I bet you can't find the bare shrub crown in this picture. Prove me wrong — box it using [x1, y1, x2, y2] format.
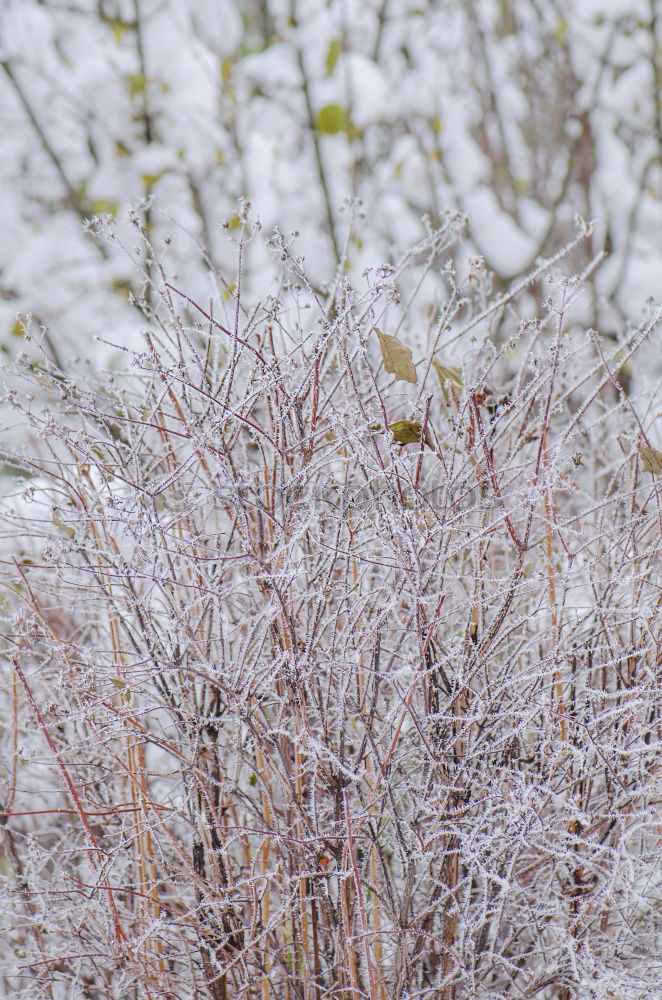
[1, 214, 660, 1000]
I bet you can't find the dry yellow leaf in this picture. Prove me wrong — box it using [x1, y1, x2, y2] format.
[432, 360, 462, 404]
[52, 509, 75, 539]
[639, 444, 662, 475]
[375, 328, 418, 384]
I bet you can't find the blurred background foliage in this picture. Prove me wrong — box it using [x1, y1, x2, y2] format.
[0, 0, 661, 360]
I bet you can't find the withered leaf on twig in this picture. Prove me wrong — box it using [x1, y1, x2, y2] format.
[639, 444, 662, 476]
[375, 327, 418, 384]
[432, 360, 462, 405]
[388, 420, 433, 447]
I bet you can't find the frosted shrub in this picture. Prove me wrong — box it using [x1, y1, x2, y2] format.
[1, 216, 660, 1000]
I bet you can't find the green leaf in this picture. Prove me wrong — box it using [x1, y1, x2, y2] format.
[110, 19, 129, 44]
[639, 444, 662, 476]
[554, 17, 568, 45]
[91, 199, 118, 217]
[141, 173, 163, 188]
[432, 360, 462, 404]
[128, 72, 148, 101]
[389, 420, 423, 446]
[375, 328, 418, 383]
[316, 104, 348, 135]
[0, 463, 36, 480]
[112, 277, 134, 301]
[325, 39, 342, 76]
